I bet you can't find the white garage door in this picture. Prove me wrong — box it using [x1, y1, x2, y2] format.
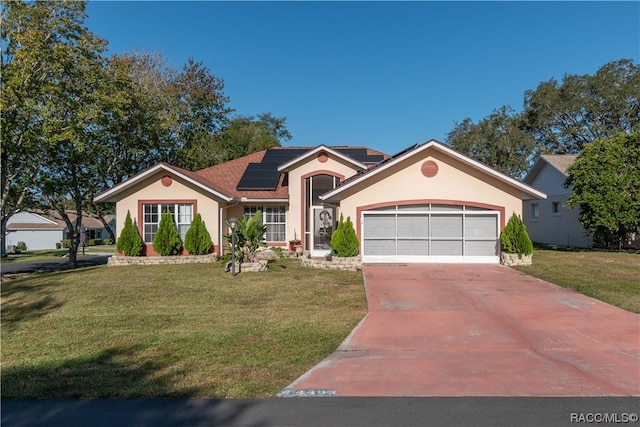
[362, 204, 500, 263]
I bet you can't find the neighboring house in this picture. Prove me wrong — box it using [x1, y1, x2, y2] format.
[94, 140, 546, 263]
[6, 210, 116, 250]
[523, 155, 593, 248]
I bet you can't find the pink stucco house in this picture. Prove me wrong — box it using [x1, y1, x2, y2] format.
[94, 140, 546, 263]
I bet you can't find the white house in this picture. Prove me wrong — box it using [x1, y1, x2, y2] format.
[523, 155, 593, 248]
[5, 210, 115, 251]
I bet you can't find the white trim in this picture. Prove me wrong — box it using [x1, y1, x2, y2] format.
[277, 145, 367, 172]
[321, 140, 546, 201]
[94, 164, 233, 203]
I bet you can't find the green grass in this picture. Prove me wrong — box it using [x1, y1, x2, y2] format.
[1, 259, 367, 398]
[2, 246, 115, 263]
[514, 248, 640, 313]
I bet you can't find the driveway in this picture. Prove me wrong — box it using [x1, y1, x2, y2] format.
[281, 264, 640, 396]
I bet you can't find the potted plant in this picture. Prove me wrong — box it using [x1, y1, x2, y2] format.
[500, 212, 533, 266]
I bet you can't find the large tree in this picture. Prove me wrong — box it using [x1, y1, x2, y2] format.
[446, 106, 538, 178]
[1, 0, 107, 265]
[566, 132, 640, 250]
[523, 59, 640, 154]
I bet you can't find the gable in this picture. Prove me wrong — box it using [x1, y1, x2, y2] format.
[528, 163, 572, 196]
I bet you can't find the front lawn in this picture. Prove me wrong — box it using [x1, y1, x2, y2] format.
[2, 245, 115, 263]
[1, 259, 367, 398]
[514, 248, 640, 313]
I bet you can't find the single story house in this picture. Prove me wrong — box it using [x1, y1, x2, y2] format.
[94, 140, 546, 263]
[522, 155, 593, 248]
[5, 210, 115, 250]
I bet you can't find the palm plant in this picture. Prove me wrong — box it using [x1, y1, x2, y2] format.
[223, 211, 267, 262]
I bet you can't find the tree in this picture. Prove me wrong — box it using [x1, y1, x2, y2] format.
[446, 106, 539, 178]
[500, 213, 533, 257]
[523, 59, 640, 154]
[169, 58, 233, 170]
[184, 213, 212, 255]
[565, 132, 640, 250]
[153, 211, 182, 256]
[331, 214, 359, 257]
[116, 210, 143, 256]
[2, 0, 109, 268]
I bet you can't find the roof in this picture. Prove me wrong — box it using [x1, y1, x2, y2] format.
[7, 210, 107, 230]
[321, 139, 547, 201]
[94, 162, 234, 203]
[95, 146, 389, 203]
[523, 154, 577, 184]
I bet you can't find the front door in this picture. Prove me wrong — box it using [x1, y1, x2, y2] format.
[311, 206, 335, 257]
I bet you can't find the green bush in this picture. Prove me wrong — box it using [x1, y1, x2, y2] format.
[102, 238, 113, 245]
[116, 210, 143, 256]
[61, 239, 71, 249]
[223, 212, 267, 262]
[152, 211, 182, 256]
[15, 241, 27, 253]
[88, 238, 103, 246]
[500, 212, 533, 257]
[184, 213, 212, 255]
[331, 214, 359, 257]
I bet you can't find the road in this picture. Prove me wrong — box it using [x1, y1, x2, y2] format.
[1, 253, 111, 275]
[2, 397, 639, 427]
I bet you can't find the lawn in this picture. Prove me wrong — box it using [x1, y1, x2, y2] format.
[2, 246, 116, 263]
[1, 259, 367, 398]
[514, 248, 640, 314]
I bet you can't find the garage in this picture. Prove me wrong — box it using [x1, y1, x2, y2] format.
[362, 204, 500, 263]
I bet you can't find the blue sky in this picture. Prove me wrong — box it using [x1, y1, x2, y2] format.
[85, 1, 639, 155]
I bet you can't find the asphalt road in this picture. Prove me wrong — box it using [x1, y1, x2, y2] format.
[2, 397, 639, 427]
[0, 253, 111, 275]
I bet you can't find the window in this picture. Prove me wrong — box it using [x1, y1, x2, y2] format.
[531, 203, 539, 220]
[244, 206, 286, 242]
[143, 203, 193, 243]
[552, 202, 561, 215]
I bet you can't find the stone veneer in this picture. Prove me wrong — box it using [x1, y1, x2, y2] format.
[108, 253, 218, 266]
[301, 255, 362, 271]
[500, 253, 533, 266]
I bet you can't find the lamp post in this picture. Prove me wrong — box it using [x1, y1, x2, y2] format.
[229, 217, 237, 276]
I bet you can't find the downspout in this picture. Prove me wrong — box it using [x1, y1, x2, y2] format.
[220, 200, 239, 256]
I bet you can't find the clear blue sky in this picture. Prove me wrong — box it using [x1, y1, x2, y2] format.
[85, 1, 639, 156]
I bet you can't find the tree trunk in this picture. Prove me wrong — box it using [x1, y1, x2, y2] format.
[1, 216, 8, 257]
[99, 214, 116, 242]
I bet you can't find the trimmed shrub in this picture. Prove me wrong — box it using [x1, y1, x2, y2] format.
[152, 211, 182, 256]
[331, 214, 359, 257]
[88, 238, 103, 246]
[15, 241, 27, 253]
[103, 238, 113, 245]
[184, 213, 212, 255]
[500, 212, 533, 257]
[116, 210, 143, 256]
[61, 239, 71, 249]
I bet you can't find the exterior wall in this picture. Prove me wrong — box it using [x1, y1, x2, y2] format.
[286, 154, 361, 249]
[115, 170, 221, 255]
[5, 229, 63, 250]
[523, 193, 593, 248]
[335, 149, 526, 244]
[523, 164, 593, 248]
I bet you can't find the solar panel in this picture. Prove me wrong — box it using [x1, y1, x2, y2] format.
[236, 163, 282, 190]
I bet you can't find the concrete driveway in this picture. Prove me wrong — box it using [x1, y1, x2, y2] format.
[281, 264, 640, 396]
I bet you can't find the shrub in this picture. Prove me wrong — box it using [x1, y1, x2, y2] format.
[500, 212, 533, 257]
[15, 241, 27, 253]
[152, 211, 182, 256]
[222, 212, 267, 262]
[184, 213, 212, 255]
[331, 214, 359, 257]
[88, 238, 103, 246]
[116, 210, 143, 256]
[61, 239, 71, 249]
[103, 238, 113, 245]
